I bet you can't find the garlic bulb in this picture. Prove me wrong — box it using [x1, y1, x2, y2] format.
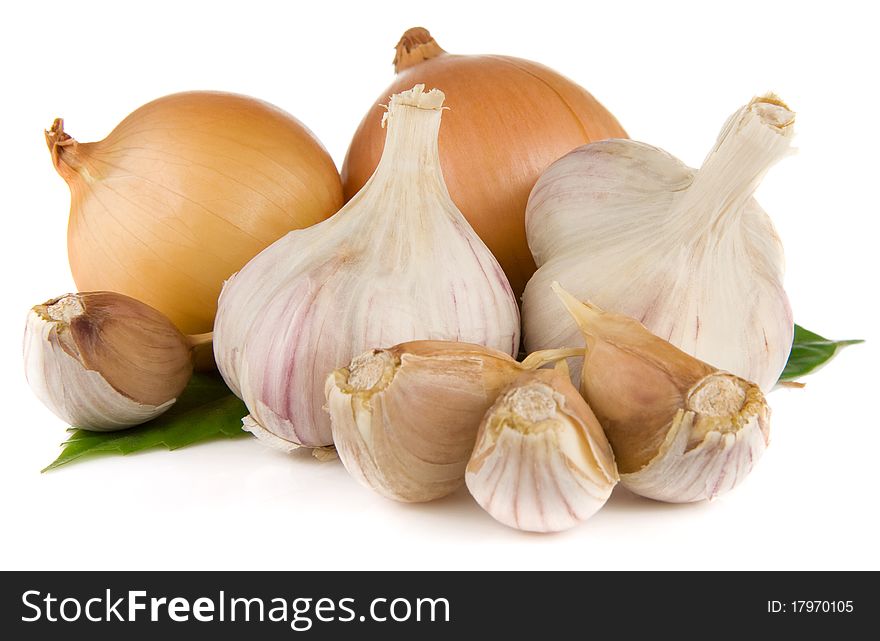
[325, 342, 532, 502]
[214, 85, 520, 449]
[553, 283, 770, 503]
[466, 364, 618, 532]
[24, 292, 193, 430]
[524, 95, 795, 392]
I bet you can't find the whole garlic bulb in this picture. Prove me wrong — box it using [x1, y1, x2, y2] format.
[466, 364, 618, 532]
[553, 283, 770, 503]
[24, 292, 193, 430]
[214, 85, 520, 449]
[524, 95, 795, 392]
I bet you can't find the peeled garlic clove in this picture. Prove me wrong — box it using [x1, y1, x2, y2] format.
[524, 95, 795, 392]
[552, 283, 770, 503]
[466, 366, 618, 532]
[325, 341, 523, 502]
[215, 85, 520, 448]
[23, 292, 193, 430]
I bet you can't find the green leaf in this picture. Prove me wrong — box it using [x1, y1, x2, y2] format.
[780, 324, 863, 382]
[43, 373, 250, 472]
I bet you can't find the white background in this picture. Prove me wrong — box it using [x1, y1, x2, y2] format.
[1, 0, 877, 571]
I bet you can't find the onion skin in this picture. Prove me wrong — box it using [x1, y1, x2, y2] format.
[24, 291, 193, 430]
[47, 92, 343, 335]
[342, 27, 626, 299]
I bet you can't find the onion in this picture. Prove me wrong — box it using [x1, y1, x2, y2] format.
[47, 92, 343, 335]
[342, 27, 626, 299]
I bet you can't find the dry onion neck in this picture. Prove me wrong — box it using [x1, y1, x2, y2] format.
[393, 27, 447, 72]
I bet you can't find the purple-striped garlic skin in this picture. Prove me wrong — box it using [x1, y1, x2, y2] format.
[466, 367, 618, 533]
[213, 86, 520, 448]
[552, 283, 770, 503]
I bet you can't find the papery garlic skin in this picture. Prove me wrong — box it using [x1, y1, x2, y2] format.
[23, 293, 192, 430]
[466, 368, 618, 532]
[553, 283, 770, 503]
[214, 86, 520, 448]
[623, 377, 769, 502]
[524, 96, 795, 392]
[24, 312, 172, 429]
[326, 342, 524, 502]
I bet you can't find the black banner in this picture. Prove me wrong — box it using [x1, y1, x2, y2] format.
[0, 571, 870, 638]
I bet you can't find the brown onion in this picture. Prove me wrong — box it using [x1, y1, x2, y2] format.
[47, 91, 343, 335]
[342, 27, 626, 299]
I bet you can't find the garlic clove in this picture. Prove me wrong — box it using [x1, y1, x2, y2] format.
[23, 292, 193, 430]
[552, 282, 770, 503]
[524, 95, 795, 392]
[628, 378, 769, 503]
[466, 367, 618, 532]
[325, 341, 523, 502]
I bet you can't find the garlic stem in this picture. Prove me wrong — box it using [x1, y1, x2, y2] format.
[672, 95, 794, 234]
[368, 87, 447, 198]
